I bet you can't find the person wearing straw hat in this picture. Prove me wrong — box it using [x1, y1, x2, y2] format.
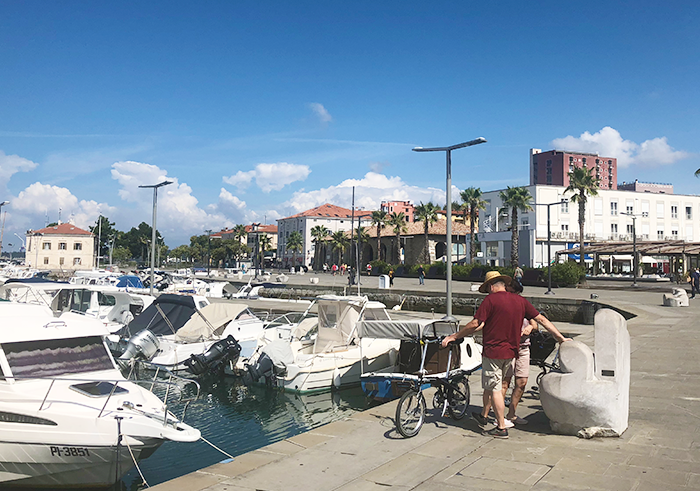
[442, 270, 570, 439]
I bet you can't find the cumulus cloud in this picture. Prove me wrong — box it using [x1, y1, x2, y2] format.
[223, 162, 310, 193]
[551, 126, 690, 168]
[11, 182, 115, 231]
[278, 172, 446, 217]
[0, 151, 38, 189]
[309, 103, 332, 124]
[215, 188, 248, 223]
[369, 161, 390, 173]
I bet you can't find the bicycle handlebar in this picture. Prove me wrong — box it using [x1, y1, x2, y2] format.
[403, 335, 463, 346]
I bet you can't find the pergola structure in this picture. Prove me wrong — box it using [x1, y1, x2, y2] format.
[559, 240, 700, 276]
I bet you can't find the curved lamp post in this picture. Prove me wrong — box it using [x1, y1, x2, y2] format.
[621, 211, 648, 287]
[534, 199, 569, 295]
[139, 180, 172, 295]
[413, 137, 487, 317]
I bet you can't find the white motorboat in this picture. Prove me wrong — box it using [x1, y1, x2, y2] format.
[244, 295, 400, 393]
[118, 295, 264, 376]
[0, 303, 200, 488]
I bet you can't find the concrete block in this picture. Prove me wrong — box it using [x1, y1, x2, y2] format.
[540, 308, 630, 436]
[663, 288, 689, 307]
[309, 277, 319, 284]
[276, 274, 289, 283]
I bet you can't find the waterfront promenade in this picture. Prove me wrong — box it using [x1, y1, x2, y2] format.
[152, 278, 700, 491]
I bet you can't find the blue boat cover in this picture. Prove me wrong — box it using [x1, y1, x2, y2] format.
[116, 275, 144, 288]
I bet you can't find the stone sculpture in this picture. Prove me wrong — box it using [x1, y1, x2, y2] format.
[540, 308, 630, 437]
[663, 287, 689, 307]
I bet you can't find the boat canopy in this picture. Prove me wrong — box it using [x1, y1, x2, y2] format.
[357, 318, 459, 341]
[116, 275, 144, 288]
[0, 303, 110, 343]
[123, 294, 198, 337]
[175, 302, 249, 342]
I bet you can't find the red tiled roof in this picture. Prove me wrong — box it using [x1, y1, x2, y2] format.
[31, 223, 93, 236]
[245, 224, 278, 234]
[282, 203, 373, 220]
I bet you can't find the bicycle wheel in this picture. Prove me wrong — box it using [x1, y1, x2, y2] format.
[395, 389, 426, 438]
[447, 376, 470, 420]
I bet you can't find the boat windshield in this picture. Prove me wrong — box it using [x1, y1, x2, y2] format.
[3, 336, 114, 378]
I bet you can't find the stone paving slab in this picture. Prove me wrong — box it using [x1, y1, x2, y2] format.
[150, 287, 700, 491]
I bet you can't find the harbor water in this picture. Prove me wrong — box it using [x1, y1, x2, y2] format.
[120, 379, 368, 490]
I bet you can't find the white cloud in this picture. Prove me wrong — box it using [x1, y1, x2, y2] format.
[0, 151, 38, 189]
[10, 182, 115, 231]
[223, 162, 310, 193]
[309, 103, 332, 124]
[279, 172, 446, 217]
[215, 188, 248, 223]
[551, 126, 690, 168]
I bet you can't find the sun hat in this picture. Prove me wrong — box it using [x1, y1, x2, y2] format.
[479, 270, 513, 293]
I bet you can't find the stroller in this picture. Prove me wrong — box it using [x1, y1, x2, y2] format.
[529, 329, 560, 387]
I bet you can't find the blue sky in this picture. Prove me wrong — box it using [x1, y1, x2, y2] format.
[1, 1, 698, 247]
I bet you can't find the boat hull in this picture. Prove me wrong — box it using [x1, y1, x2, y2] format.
[0, 439, 162, 488]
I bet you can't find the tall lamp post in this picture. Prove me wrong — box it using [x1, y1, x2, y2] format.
[205, 229, 212, 277]
[413, 137, 487, 317]
[0, 200, 9, 257]
[621, 211, 648, 287]
[534, 199, 569, 295]
[139, 180, 172, 295]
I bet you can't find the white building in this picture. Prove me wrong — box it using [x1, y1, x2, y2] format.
[277, 203, 372, 268]
[472, 184, 700, 269]
[26, 223, 96, 270]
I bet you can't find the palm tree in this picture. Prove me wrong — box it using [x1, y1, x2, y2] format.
[565, 167, 600, 268]
[460, 187, 487, 264]
[414, 202, 439, 264]
[330, 230, 348, 265]
[499, 186, 533, 267]
[387, 212, 408, 264]
[232, 224, 247, 267]
[355, 225, 370, 269]
[310, 225, 330, 270]
[370, 210, 387, 262]
[259, 233, 271, 268]
[286, 231, 304, 268]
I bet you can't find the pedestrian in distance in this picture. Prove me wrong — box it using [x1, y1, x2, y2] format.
[418, 265, 425, 285]
[388, 269, 394, 287]
[366, 263, 372, 276]
[442, 271, 571, 439]
[514, 264, 524, 288]
[691, 268, 700, 298]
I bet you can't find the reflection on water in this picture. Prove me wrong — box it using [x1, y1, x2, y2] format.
[121, 380, 369, 489]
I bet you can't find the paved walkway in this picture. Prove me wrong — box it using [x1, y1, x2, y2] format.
[152, 286, 700, 491]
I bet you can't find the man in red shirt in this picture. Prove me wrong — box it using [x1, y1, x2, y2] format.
[442, 271, 570, 438]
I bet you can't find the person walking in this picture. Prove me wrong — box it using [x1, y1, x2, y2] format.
[366, 263, 372, 276]
[388, 269, 394, 287]
[514, 265, 524, 288]
[691, 268, 700, 298]
[442, 271, 570, 438]
[418, 265, 425, 285]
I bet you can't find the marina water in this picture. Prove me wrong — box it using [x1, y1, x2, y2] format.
[120, 379, 367, 489]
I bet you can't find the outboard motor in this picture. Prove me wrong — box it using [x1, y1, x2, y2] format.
[184, 335, 241, 376]
[119, 329, 160, 361]
[244, 352, 276, 386]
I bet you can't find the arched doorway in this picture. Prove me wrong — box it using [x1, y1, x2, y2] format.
[435, 242, 446, 261]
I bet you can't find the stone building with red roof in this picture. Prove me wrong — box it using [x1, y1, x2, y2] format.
[26, 223, 95, 270]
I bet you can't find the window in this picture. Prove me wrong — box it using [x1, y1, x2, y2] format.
[657, 229, 664, 239]
[561, 224, 569, 232]
[59, 257, 64, 266]
[656, 203, 664, 218]
[671, 206, 678, 219]
[672, 229, 679, 237]
[687, 206, 692, 220]
[626, 205, 634, 215]
[627, 224, 634, 234]
[73, 258, 81, 265]
[42, 242, 51, 250]
[43, 257, 49, 265]
[58, 242, 67, 250]
[610, 202, 618, 216]
[73, 243, 82, 251]
[561, 201, 568, 213]
[611, 224, 618, 234]
[533, 162, 538, 181]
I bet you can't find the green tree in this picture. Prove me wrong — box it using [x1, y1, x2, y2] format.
[330, 230, 348, 265]
[371, 210, 387, 262]
[111, 246, 131, 264]
[355, 225, 370, 269]
[414, 202, 439, 264]
[286, 231, 304, 267]
[310, 225, 330, 270]
[565, 167, 600, 268]
[460, 187, 487, 264]
[499, 186, 533, 267]
[387, 212, 408, 264]
[89, 215, 119, 264]
[171, 245, 191, 265]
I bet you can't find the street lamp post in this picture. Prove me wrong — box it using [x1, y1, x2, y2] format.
[413, 137, 487, 317]
[621, 211, 648, 287]
[0, 201, 9, 257]
[534, 199, 569, 295]
[139, 180, 172, 295]
[205, 229, 212, 277]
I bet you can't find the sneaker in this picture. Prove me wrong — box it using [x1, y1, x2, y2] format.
[483, 426, 509, 439]
[510, 416, 529, 425]
[501, 418, 515, 429]
[472, 412, 488, 426]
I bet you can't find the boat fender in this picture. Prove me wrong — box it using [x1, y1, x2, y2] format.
[333, 367, 341, 388]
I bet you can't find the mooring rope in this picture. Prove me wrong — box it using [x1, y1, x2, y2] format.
[200, 435, 235, 460]
[121, 432, 150, 488]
